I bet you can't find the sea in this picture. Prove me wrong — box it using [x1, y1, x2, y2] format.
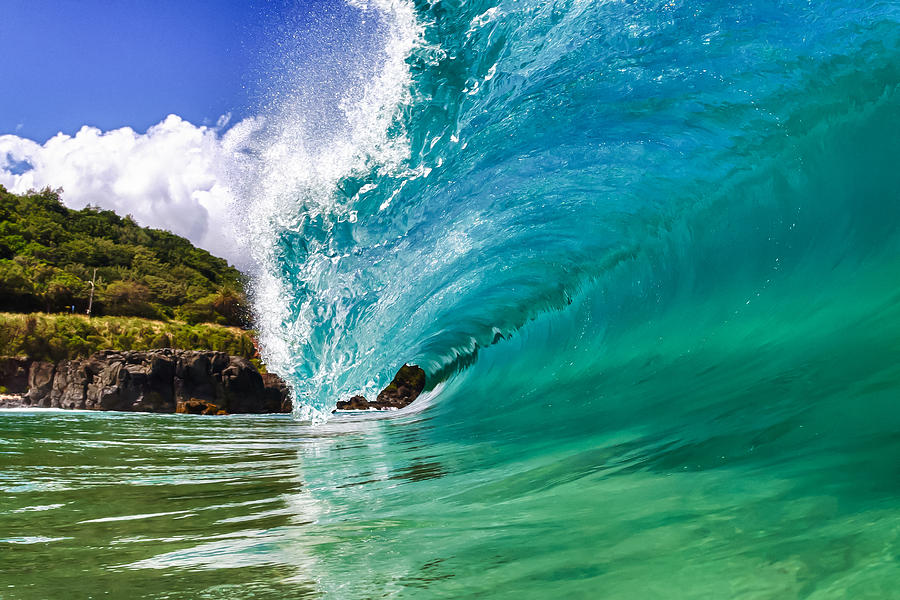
[3, 0, 900, 597]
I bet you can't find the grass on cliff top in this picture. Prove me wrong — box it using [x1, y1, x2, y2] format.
[0, 312, 259, 363]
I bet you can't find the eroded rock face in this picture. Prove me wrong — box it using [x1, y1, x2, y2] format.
[375, 364, 427, 408]
[0, 350, 291, 414]
[27, 362, 56, 407]
[0, 357, 30, 394]
[262, 372, 293, 414]
[335, 364, 427, 411]
[51, 360, 91, 410]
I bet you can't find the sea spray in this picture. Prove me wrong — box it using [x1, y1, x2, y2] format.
[230, 0, 421, 420]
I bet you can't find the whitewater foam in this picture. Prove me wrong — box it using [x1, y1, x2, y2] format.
[227, 0, 421, 421]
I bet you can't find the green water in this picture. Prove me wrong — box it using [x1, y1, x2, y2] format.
[1, 413, 316, 598]
[3, 372, 900, 600]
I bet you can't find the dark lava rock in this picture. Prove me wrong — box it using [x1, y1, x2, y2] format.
[0, 357, 31, 394]
[335, 364, 427, 411]
[26, 362, 56, 407]
[50, 360, 91, 410]
[0, 350, 292, 415]
[375, 364, 427, 408]
[262, 372, 293, 413]
[335, 395, 371, 411]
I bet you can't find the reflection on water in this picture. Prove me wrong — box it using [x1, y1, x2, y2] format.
[1, 411, 318, 599]
[0, 406, 450, 599]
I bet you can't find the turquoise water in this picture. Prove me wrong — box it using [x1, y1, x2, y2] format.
[5, 0, 900, 596]
[240, 0, 900, 593]
[246, 0, 900, 418]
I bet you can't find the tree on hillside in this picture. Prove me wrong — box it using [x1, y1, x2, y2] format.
[101, 280, 160, 319]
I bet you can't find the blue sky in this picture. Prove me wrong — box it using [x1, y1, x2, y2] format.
[0, 1, 262, 140]
[0, 0, 376, 142]
[0, 0, 389, 263]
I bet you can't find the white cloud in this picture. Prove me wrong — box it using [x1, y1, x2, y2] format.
[0, 115, 251, 266]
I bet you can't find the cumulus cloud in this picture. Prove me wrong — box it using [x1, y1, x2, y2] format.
[0, 115, 254, 266]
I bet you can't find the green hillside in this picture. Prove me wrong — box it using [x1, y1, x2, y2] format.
[0, 186, 248, 326]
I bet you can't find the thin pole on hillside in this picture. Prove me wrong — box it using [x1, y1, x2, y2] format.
[87, 268, 97, 317]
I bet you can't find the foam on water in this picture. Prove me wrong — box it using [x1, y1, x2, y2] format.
[228, 0, 421, 421]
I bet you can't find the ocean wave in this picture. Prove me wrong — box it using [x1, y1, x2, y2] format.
[241, 0, 900, 421]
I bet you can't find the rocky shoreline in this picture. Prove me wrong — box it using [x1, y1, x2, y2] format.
[1, 352, 429, 415]
[0, 350, 290, 415]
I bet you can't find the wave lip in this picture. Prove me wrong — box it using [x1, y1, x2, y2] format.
[232, 0, 421, 420]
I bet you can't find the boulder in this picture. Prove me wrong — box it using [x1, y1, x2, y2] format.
[0, 357, 31, 394]
[335, 395, 371, 410]
[334, 364, 427, 411]
[176, 398, 225, 416]
[26, 362, 56, 407]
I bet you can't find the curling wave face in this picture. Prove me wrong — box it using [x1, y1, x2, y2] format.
[242, 0, 900, 425]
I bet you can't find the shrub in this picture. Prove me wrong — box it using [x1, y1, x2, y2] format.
[0, 312, 259, 362]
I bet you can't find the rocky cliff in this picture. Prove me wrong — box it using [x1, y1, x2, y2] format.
[0, 350, 291, 415]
